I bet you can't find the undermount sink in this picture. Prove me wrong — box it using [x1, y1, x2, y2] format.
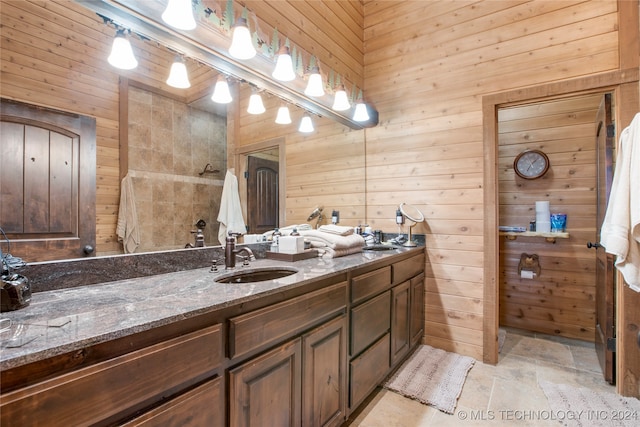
[215, 267, 298, 284]
[362, 244, 402, 251]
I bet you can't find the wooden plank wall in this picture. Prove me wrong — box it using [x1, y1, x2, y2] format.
[363, 0, 620, 360]
[498, 94, 603, 341]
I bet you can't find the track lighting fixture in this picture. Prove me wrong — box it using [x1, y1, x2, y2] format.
[299, 113, 314, 133]
[161, 0, 196, 30]
[272, 46, 296, 82]
[211, 74, 232, 103]
[332, 85, 351, 111]
[166, 56, 191, 88]
[304, 66, 325, 97]
[229, 17, 256, 60]
[108, 29, 138, 70]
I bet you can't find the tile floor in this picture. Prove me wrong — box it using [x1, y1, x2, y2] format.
[346, 327, 616, 426]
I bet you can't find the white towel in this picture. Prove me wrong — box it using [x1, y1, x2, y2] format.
[116, 174, 140, 254]
[318, 224, 354, 236]
[601, 113, 640, 291]
[301, 229, 365, 250]
[217, 170, 246, 245]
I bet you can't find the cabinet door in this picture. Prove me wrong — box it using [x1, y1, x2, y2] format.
[391, 280, 411, 366]
[302, 315, 347, 427]
[229, 339, 302, 427]
[410, 273, 425, 347]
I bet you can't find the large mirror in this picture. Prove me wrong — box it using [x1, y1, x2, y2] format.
[0, 1, 366, 262]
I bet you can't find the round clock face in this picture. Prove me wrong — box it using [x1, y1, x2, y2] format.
[514, 149, 549, 179]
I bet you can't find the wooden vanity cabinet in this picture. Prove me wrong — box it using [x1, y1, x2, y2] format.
[348, 251, 426, 412]
[0, 324, 224, 427]
[228, 281, 348, 427]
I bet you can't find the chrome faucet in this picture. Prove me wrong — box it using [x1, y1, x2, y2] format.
[225, 232, 256, 269]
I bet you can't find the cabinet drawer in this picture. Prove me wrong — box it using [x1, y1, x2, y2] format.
[349, 333, 390, 410]
[351, 266, 391, 305]
[122, 376, 224, 427]
[350, 291, 390, 357]
[0, 324, 223, 427]
[393, 253, 425, 284]
[229, 281, 347, 359]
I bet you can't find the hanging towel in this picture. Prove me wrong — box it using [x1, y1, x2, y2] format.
[217, 169, 246, 245]
[601, 113, 640, 291]
[116, 174, 140, 254]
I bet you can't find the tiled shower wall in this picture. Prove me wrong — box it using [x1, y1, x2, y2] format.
[127, 87, 226, 252]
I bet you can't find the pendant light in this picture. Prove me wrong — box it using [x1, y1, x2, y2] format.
[272, 46, 296, 82]
[166, 56, 191, 88]
[332, 85, 350, 111]
[275, 104, 292, 124]
[353, 98, 370, 122]
[247, 89, 265, 114]
[229, 17, 256, 60]
[299, 113, 314, 133]
[211, 75, 232, 103]
[304, 66, 325, 97]
[108, 29, 138, 70]
[161, 0, 196, 30]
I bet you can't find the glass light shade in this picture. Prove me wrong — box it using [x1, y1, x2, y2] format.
[275, 105, 292, 124]
[162, 0, 196, 30]
[229, 18, 256, 60]
[166, 58, 191, 88]
[108, 32, 138, 70]
[304, 67, 325, 97]
[299, 114, 314, 133]
[211, 75, 232, 103]
[353, 100, 370, 122]
[272, 46, 296, 81]
[332, 86, 351, 111]
[247, 92, 265, 114]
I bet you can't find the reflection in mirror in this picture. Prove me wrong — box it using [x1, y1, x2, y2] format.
[125, 82, 227, 252]
[245, 148, 280, 236]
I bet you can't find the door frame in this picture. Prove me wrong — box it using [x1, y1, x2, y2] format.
[482, 69, 639, 365]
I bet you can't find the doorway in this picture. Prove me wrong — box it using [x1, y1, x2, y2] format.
[482, 69, 639, 367]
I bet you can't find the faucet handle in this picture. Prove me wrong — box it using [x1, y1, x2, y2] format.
[210, 259, 219, 272]
[240, 256, 250, 267]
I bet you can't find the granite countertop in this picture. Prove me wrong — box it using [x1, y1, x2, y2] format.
[0, 247, 422, 370]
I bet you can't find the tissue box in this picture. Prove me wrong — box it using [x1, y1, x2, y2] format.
[279, 236, 305, 254]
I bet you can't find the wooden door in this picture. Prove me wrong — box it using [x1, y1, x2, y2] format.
[229, 338, 302, 426]
[302, 315, 347, 427]
[246, 155, 279, 234]
[593, 93, 616, 384]
[0, 100, 96, 262]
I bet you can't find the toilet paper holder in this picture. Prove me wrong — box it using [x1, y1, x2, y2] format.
[518, 253, 541, 278]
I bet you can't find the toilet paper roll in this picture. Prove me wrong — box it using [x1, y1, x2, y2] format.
[536, 221, 551, 233]
[535, 201, 550, 212]
[520, 270, 535, 279]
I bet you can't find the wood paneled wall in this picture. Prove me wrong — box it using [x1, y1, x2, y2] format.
[498, 94, 603, 341]
[1, 0, 634, 362]
[363, 0, 621, 360]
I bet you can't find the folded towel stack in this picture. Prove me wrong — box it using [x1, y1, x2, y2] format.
[300, 229, 365, 258]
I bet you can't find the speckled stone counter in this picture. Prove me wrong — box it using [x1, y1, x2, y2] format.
[0, 246, 423, 371]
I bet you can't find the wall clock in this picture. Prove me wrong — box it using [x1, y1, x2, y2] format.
[513, 149, 550, 179]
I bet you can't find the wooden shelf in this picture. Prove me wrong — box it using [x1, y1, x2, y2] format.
[499, 231, 569, 243]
